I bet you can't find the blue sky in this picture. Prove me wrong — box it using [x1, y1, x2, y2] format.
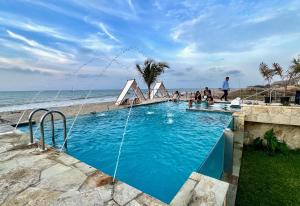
[0, 0, 299, 90]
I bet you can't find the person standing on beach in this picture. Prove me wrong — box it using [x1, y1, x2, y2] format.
[221, 77, 230, 101]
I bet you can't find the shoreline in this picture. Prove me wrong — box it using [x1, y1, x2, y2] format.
[0, 98, 169, 126]
[0, 101, 120, 126]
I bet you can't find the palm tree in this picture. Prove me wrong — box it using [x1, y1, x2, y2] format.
[259, 62, 275, 86]
[273, 63, 295, 96]
[136, 59, 169, 99]
[259, 62, 276, 101]
[290, 57, 300, 75]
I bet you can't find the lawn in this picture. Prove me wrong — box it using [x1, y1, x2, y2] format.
[236, 146, 300, 206]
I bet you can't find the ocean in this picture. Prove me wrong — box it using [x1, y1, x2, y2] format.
[0, 90, 121, 112]
[0, 89, 200, 112]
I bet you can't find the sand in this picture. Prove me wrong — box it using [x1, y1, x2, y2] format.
[0, 98, 171, 126]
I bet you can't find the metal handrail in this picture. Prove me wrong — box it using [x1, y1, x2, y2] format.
[241, 87, 273, 102]
[39, 110, 67, 151]
[28, 108, 54, 144]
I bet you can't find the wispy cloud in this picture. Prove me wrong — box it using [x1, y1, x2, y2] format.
[81, 33, 116, 52]
[6, 30, 74, 63]
[127, 0, 136, 14]
[70, 0, 139, 21]
[86, 19, 121, 43]
[0, 12, 69, 41]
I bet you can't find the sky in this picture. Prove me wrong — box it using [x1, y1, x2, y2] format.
[0, 0, 300, 91]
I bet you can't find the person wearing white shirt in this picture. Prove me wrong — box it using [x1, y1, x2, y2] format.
[221, 77, 230, 101]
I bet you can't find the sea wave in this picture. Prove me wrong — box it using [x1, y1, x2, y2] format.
[0, 96, 117, 112]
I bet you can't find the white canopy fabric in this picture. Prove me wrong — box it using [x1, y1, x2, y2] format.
[115, 79, 146, 105]
[150, 82, 169, 99]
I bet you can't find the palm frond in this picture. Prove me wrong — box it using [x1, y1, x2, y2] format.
[272, 63, 283, 77]
[136, 64, 144, 75]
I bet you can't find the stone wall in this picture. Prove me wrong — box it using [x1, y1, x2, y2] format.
[241, 105, 300, 126]
[236, 105, 300, 149]
[244, 122, 300, 149]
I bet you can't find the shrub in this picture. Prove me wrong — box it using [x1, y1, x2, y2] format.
[264, 129, 278, 154]
[253, 137, 263, 150]
[252, 128, 289, 155]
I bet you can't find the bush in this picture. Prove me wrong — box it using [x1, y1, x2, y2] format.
[253, 137, 263, 150]
[252, 128, 289, 155]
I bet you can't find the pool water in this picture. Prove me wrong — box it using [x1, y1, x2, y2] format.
[20, 101, 232, 203]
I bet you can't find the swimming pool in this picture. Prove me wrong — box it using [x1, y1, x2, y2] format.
[20, 101, 232, 203]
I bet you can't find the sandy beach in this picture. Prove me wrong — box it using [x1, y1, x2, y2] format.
[0, 101, 120, 126]
[0, 98, 171, 126]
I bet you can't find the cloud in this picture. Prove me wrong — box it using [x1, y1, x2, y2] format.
[69, 0, 139, 21]
[127, 0, 136, 14]
[0, 57, 64, 75]
[170, 14, 208, 41]
[6, 30, 74, 63]
[225, 70, 243, 76]
[0, 66, 54, 76]
[7, 30, 39, 47]
[0, 12, 68, 41]
[81, 34, 116, 52]
[86, 19, 120, 43]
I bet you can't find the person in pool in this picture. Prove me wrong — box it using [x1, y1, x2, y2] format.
[203, 87, 211, 96]
[207, 95, 214, 105]
[194, 91, 202, 103]
[188, 99, 193, 108]
[203, 87, 212, 100]
[172, 91, 180, 102]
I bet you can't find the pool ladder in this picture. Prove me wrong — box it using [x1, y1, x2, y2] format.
[28, 108, 67, 151]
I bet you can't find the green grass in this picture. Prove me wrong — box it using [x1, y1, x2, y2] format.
[236, 146, 300, 206]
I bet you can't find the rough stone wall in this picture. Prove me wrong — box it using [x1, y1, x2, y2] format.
[244, 122, 300, 149]
[241, 105, 300, 126]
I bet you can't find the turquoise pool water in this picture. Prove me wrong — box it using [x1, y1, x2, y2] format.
[20, 101, 232, 203]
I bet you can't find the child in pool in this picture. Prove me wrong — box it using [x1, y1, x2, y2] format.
[207, 95, 214, 105]
[188, 99, 193, 108]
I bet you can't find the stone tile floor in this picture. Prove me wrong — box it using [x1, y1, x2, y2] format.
[0, 132, 167, 206]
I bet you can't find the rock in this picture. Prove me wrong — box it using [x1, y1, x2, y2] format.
[0, 168, 40, 204]
[113, 182, 142, 206]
